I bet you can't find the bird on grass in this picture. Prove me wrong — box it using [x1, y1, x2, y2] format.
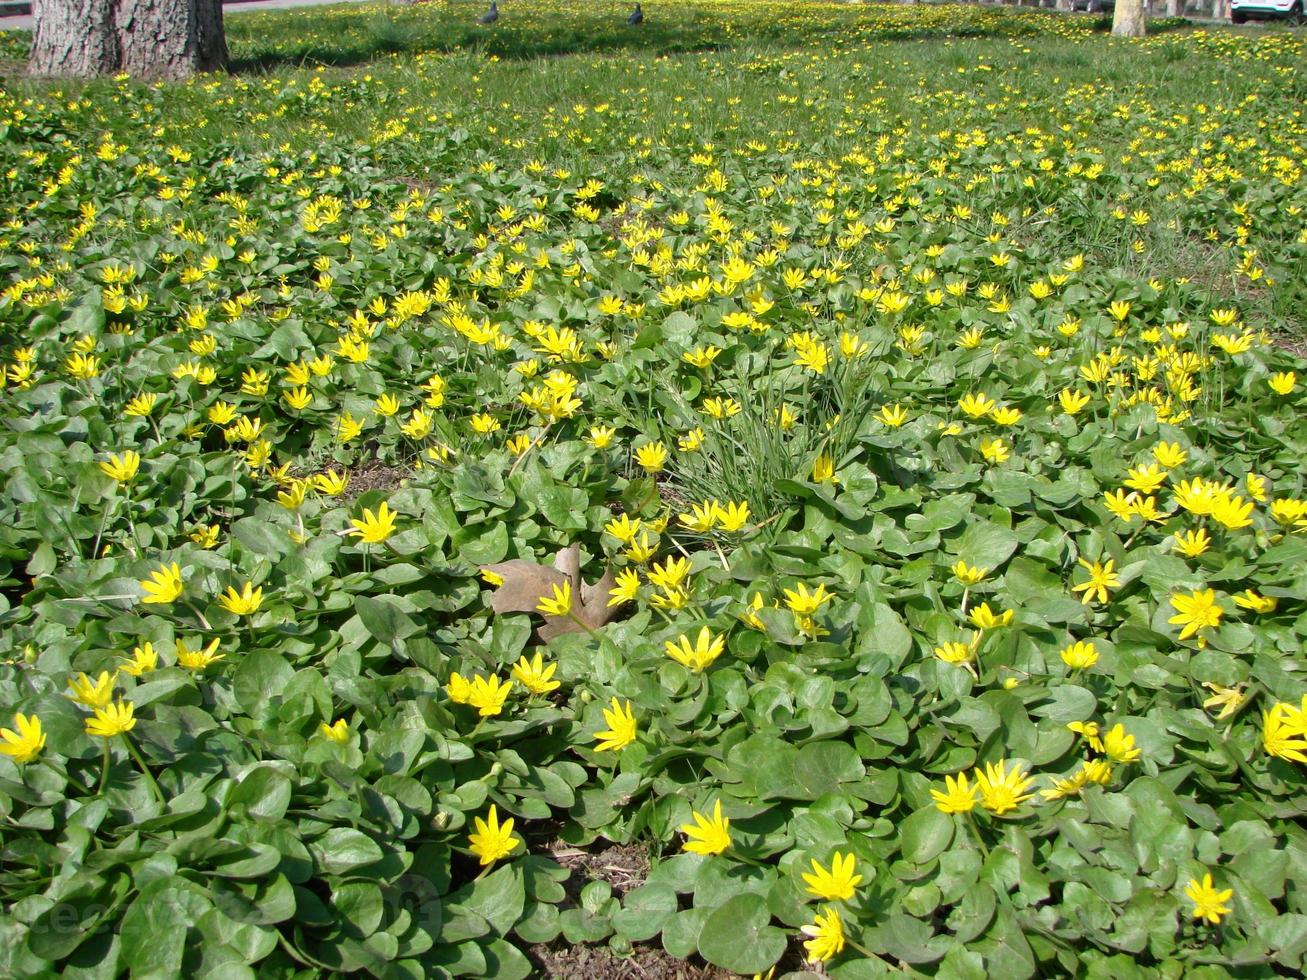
[477, 2, 498, 24]
[627, 3, 643, 25]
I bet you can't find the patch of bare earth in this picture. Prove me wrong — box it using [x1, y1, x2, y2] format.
[343, 457, 407, 499]
[531, 943, 736, 980]
[528, 842, 735, 980]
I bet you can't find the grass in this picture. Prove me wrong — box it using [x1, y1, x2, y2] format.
[0, 5, 1305, 978]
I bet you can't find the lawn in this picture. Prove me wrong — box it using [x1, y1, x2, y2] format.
[0, 2, 1305, 977]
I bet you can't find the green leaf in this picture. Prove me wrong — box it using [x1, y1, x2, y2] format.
[697, 892, 786, 974]
[229, 765, 292, 822]
[899, 806, 954, 864]
[119, 879, 211, 979]
[612, 882, 677, 941]
[355, 594, 421, 645]
[310, 828, 384, 875]
[448, 862, 525, 936]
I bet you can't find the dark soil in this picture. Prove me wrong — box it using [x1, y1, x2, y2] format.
[343, 456, 406, 499]
[526, 841, 736, 979]
[529, 942, 737, 980]
[549, 841, 650, 899]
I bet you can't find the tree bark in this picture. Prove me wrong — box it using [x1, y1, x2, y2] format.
[1165, 0, 1182, 15]
[29, 0, 119, 77]
[1056, 0, 1072, 10]
[1112, 0, 1147, 34]
[29, 0, 227, 79]
[1210, 0, 1229, 17]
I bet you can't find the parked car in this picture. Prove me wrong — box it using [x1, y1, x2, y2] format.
[1230, 0, 1305, 21]
[1071, 0, 1115, 10]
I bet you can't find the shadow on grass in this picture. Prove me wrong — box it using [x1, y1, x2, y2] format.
[222, 5, 1045, 75]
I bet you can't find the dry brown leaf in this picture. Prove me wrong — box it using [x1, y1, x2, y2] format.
[482, 543, 618, 639]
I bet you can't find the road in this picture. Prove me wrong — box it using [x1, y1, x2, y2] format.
[0, 0, 372, 32]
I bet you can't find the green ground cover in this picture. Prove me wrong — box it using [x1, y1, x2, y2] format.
[0, 3, 1305, 977]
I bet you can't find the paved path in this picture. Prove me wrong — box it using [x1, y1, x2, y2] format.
[0, 0, 371, 32]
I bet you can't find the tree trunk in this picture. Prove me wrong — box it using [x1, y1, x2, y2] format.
[29, 0, 227, 79]
[1112, 0, 1147, 34]
[1056, 0, 1072, 10]
[1210, 0, 1229, 17]
[1166, 0, 1181, 15]
[29, 0, 118, 76]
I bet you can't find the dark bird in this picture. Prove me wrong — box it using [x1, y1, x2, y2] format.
[477, 1, 498, 24]
[627, 3, 643, 25]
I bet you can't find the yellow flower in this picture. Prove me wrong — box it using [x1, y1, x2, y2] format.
[1246, 473, 1268, 502]
[1168, 589, 1223, 643]
[1173, 527, 1211, 558]
[1070, 558, 1120, 605]
[469, 804, 520, 866]
[1269, 372, 1296, 395]
[811, 453, 838, 484]
[959, 392, 996, 419]
[934, 641, 974, 665]
[604, 514, 642, 544]
[876, 403, 909, 427]
[319, 719, 350, 743]
[1068, 721, 1104, 752]
[802, 851, 863, 901]
[85, 700, 136, 738]
[349, 501, 398, 544]
[0, 713, 46, 763]
[968, 602, 1013, 630]
[635, 441, 668, 473]
[124, 393, 158, 417]
[951, 561, 988, 585]
[512, 653, 561, 695]
[713, 500, 751, 533]
[467, 675, 513, 717]
[974, 760, 1035, 815]
[588, 425, 616, 449]
[535, 580, 573, 618]
[1184, 874, 1234, 926]
[1102, 723, 1141, 763]
[664, 627, 725, 673]
[1233, 589, 1277, 614]
[1124, 463, 1168, 494]
[282, 386, 313, 411]
[139, 562, 184, 604]
[1210, 493, 1254, 531]
[1041, 759, 1114, 800]
[1060, 640, 1098, 670]
[782, 583, 834, 617]
[217, 581, 263, 617]
[991, 406, 1021, 426]
[683, 345, 721, 369]
[66, 670, 118, 708]
[680, 800, 731, 856]
[314, 469, 349, 496]
[801, 906, 845, 963]
[626, 532, 658, 564]
[1202, 683, 1245, 721]
[1058, 388, 1090, 416]
[608, 568, 641, 607]
[678, 501, 718, 533]
[176, 637, 224, 671]
[593, 697, 638, 752]
[647, 556, 690, 593]
[1153, 441, 1188, 468]
[979, 437, 1010, 463]
[98, 450, 140, 484]
[446, 671, 471, 705]
[121, 642, 158, 677]
[930, 771, 977, 814]
[1263, 703, 1307, 764]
